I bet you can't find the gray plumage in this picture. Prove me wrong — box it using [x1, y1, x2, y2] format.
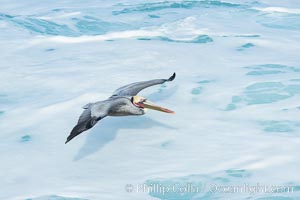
[65, 73, 176, 144]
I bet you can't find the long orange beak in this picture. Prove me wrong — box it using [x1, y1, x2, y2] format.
[142, 100, 175, 114]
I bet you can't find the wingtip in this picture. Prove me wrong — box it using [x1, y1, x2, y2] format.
[168, 72, 176, 81]
[65, 135, 73, 144]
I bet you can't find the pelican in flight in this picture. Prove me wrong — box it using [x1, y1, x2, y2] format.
[65, 73, 176, 144]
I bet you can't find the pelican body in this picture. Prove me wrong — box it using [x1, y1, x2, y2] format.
[65, 73, 176, 143]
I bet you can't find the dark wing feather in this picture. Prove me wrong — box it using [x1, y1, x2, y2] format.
[65, 117, 98, 144]
[65, 103, 107, 144]
[78, 106, 91, 124]
[111, 73, 176, 97]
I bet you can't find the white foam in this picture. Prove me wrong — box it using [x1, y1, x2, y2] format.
[30, 16, 209, 44]
[254, 6, 300, 14]
[31, 30, 162, 44]
[37, 12, 82, 20]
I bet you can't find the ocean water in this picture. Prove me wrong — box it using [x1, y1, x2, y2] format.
[1, 0, 300, 199]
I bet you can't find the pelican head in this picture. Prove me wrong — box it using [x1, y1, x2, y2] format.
[131, 96, 175, 114]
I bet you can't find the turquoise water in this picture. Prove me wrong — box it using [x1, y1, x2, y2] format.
[0, 0, 300, 199]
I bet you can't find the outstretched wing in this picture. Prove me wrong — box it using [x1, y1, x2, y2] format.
[111, 73, 176, 97]
[65, 103, 108, 144]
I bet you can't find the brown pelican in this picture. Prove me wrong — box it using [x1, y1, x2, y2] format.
[65, 73, 176, 144]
